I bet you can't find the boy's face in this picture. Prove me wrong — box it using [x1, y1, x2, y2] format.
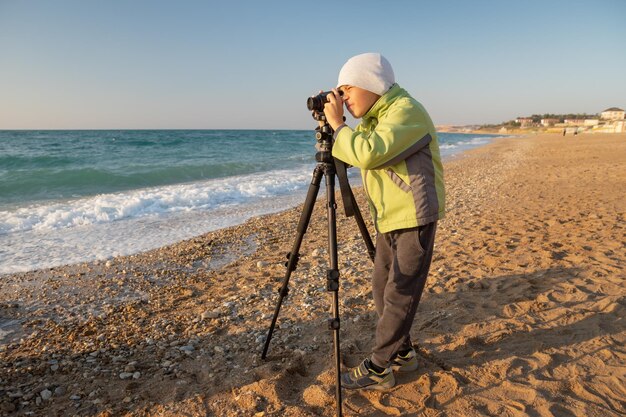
[337, 85, 381, 119]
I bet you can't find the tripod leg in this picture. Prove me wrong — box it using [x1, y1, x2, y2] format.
[261, 165, 324, 359]
[348, 188, 376, 262]
[323, 165, 343, 417]
[334, 158, 376, 263]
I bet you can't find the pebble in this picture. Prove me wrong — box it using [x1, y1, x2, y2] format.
[180, 345, 195, 354]
[201, 310, 220, 320]
[40, 389, 52, 401]
[0, 402, 16, 412]
[119, 372, 134, 380]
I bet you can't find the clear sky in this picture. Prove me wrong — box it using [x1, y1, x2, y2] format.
[1, 0, 625, 129]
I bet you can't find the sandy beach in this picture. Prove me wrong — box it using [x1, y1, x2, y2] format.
[1, 133, 625, 416]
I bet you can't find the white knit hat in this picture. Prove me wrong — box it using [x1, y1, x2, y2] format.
[337, 52, 395, 96]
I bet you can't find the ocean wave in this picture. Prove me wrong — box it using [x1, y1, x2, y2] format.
[0, 166, 314, 235]
[439, 137, 492, 149]
[0, 154, 75, 169]
[0, 160, 312, 205]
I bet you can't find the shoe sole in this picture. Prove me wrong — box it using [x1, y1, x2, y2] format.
[391, 362, 418, 373]
[342, 376, 396, 391]
[361, 380, 396, 391]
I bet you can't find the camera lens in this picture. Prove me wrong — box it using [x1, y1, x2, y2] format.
[306, 96, 322, 112]
[306, 91, 337, 112]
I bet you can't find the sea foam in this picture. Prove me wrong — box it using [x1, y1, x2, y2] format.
[0, 166, 314, 235]
[439, 136, 492, 152]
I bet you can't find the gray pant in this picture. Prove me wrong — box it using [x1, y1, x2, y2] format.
[370, 222, 437, 368]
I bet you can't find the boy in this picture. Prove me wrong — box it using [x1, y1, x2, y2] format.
[322, 52, 445, 390]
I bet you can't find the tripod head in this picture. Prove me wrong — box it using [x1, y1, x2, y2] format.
[312, 110, 335, 162]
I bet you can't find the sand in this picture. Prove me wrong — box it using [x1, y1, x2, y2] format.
[1, 133, 625, 417]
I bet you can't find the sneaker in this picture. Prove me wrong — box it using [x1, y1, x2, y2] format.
[390, 347, 418, 372]
[341, 359, 395, 391]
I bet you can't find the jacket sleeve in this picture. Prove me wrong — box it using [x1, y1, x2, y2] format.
[331, 99, 433, 170]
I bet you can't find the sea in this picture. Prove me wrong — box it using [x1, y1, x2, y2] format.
[0, 130, 505, 275]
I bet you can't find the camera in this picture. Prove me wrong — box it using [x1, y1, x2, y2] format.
[307, 90, 343, 112]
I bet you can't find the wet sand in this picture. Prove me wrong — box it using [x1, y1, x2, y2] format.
[1, 133, 625, 416]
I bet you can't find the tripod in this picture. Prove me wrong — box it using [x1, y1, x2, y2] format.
[261, 114, 375, 417]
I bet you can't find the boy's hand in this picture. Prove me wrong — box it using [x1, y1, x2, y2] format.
[323, 89, 345, 130]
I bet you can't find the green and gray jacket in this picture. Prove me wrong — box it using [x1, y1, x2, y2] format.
[332, 84, 445, 233]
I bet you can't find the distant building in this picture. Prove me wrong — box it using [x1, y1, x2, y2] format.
[541, 118, 559, 126]
[601, 107, 625, 120]
[516, 117, 534, 127]
[583, 119, 599, 127]
[593, 120, 625, 133]
[564, 119, 585, 126]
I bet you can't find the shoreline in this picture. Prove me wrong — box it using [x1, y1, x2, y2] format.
[0, 131, 508, 277]
[1, 133, 625, 416]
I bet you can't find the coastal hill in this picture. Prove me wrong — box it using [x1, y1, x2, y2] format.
[438, 107, 625, 135]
